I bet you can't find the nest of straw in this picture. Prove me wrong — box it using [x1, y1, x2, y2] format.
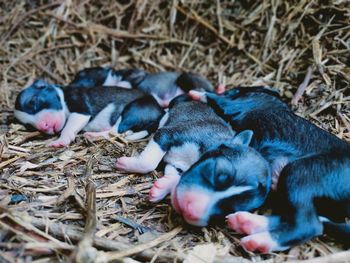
[0, 1, 349, 262]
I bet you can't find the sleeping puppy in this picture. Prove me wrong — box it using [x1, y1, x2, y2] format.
[135, 71, 215, 107]
[14, 80, 164, 147]
[171, 133, 271, 227]
[116, 94, 236, 201]
[115, 95, 271, 224]
[190, 87, 350, 252]
[70, 67, 215, 107]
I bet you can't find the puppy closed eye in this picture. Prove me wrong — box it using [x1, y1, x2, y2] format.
[215, 172, 234, 190]
[27, 96, 39, 111]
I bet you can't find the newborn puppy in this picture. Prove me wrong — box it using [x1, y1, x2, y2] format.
[135, 72, 215, 107]
[70, 67, 215, 107]
[116, 95, 236, 202]
[171, 132, 271, 227]
[136, 71, 184, 107]
[14, 80, 164, 147]
[191, 87, 350, 252]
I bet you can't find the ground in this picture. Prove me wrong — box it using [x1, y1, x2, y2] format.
[0, 1, 349, 262]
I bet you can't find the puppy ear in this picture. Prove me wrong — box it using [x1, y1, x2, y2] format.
[231, 130, 253, 146]
[33, 79, 49, 89]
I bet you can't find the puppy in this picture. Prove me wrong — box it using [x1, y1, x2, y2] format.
[116, 95, 236, 201]
[190, 86, 350, 252]
[14, 80, 164, 147]
[70, 67, 215, 107]
[171, 133, 271, 227]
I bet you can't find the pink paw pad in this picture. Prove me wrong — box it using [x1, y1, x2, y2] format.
[227, 212, 268, 235]
[48, 140, 67, 148]
[241, 232, 278, 253]
[115, 157, 132, 171]
[84, 131, 110, 139]
[149, 176, 176, 202]
[149, 186, 167, 202]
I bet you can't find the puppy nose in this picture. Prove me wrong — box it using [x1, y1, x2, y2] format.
[172, 190, 210, 223]
[183, 201, 201, 221]
[40, 122, 49, 131]
[38, 122, 51, 133]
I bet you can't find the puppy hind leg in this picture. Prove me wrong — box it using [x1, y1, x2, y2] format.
[149, 164, 180, 202]
[115, 138, 166, 173]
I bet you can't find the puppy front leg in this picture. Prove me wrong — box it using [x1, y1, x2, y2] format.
[124, 130, 149, 141]
[84, 130, 112, 140]
[115, 138, 166, 173]
[48, 113, 90, 147]
[149, 164, 181, 202]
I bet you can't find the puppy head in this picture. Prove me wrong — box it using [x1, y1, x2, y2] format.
[69, 67, 112, 88]
[117, 68, 148, 86]
[190, 86, 280, 104]
[14, 80, 67, 134]
[171, 130, 271, 226]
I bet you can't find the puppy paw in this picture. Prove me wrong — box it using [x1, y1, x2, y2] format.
[227, 211, 268, 235]
[241, 232, 278, 253]
[149, 176, 177, 202]
[84, 131, 110, 140]
[47, 138, 70, 147]
[115, 156, 134, 171]
[241, 232, 282, 253]
[149, 184, 168, 202]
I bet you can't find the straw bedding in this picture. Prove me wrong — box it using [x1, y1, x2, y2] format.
[0, 0, 349, 262]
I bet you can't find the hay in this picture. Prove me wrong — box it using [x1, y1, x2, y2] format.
[0, 0, 349, 262]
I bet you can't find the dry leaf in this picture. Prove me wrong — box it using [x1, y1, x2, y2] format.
[184, 243, 217, 263]
[19, 161, 39, 173]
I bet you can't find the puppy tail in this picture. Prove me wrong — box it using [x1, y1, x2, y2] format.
[320, 217, 350, 244]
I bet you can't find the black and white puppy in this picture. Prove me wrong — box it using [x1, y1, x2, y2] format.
[190, 87, 350, 252]
[70, 67, 215, 107]
[14, 80, 164, 147]
[115, 95, 235, 201]
[133, 71, 215, 107]
[171, 134, 271, 227]
[115, 95, 271, 225]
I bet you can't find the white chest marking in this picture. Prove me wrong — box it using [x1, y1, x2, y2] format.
[164, 142, 201, 172]
[84, 103, 115, 132]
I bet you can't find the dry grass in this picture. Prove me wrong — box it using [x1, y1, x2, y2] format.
[0, 0, 350, 262]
